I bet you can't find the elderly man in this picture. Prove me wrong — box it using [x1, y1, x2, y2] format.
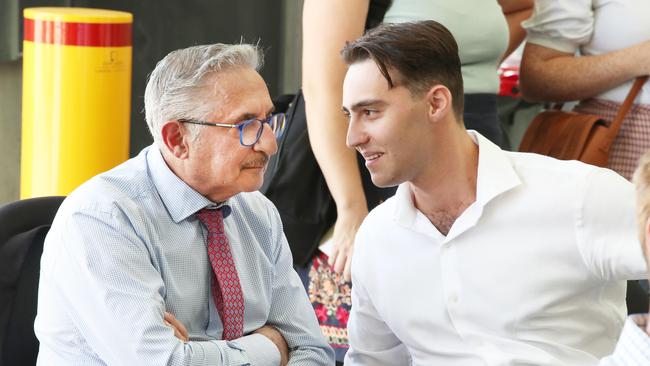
[341, 21, 646, 365]
[34, 43, 334, 365]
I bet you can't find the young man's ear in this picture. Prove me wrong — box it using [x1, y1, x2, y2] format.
[161, 121, 189, 158]
[426, 85, 453, 122]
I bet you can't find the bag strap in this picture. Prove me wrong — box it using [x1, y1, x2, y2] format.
[606, 76, 649, 142]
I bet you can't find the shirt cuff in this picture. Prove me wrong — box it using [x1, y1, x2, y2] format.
[188, 340, 224, 365]
[525, 32, 579, 55]
[229, 333, 281, 366]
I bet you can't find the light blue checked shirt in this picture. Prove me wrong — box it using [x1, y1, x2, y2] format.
[35, 145, 334, 366]
[600, 314, 650, 365]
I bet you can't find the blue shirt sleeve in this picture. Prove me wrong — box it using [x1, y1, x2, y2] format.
[261, 201, 335, 365]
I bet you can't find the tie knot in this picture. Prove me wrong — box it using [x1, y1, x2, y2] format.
[197, 208, 224, 234]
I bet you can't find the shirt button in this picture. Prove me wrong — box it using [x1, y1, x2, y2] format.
[449, 294, 459, 304]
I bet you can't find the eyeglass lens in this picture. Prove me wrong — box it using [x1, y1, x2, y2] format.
[240, 114, 286, 145]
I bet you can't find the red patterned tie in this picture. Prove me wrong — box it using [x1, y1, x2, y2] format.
[197, 208, 244, 340]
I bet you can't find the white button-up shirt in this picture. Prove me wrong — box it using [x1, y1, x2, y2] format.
[345, 132, 647, 366]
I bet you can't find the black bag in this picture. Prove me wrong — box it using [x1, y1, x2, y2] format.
[261, 0, 394, 266]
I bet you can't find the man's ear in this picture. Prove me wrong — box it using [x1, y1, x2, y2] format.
[161, 121, 189, 159]
[426, 85, 452, 122]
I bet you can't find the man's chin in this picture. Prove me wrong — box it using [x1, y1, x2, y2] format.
[241, 176, 265, 193]
[369, 172, 401, 188]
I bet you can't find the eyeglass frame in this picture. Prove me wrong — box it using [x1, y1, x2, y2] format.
[178, 113, 286, 147]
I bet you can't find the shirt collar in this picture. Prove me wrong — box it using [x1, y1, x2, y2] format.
[146, 145, 226, 223]
[393, 183, 418, 231]
[470, 130, 521, 206]
[393, 131, 522, 238]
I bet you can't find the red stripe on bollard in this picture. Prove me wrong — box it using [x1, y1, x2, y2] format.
[24, 18, 132, 47]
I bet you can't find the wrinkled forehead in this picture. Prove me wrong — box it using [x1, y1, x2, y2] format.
[206, 67, 274, 121]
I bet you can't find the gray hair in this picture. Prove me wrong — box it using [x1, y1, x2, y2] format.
[144, 43, 263, 146]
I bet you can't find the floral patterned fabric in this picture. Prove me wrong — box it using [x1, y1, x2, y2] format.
[298, 251, 352, 362]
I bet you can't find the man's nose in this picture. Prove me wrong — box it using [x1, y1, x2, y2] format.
[346, 117, 367, 149]
[253, 123, 278, 155]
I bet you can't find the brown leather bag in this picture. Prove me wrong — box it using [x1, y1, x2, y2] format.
[519, 76, 648, 167]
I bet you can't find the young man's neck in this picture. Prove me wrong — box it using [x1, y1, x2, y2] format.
[409, 123, 478, 235]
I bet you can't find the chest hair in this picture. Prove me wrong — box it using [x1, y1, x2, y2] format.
[422, 202, 471, 236]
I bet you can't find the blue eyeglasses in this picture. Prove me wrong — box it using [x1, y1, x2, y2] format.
[179, 113, 286, 147]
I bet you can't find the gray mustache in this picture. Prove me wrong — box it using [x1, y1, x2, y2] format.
[243, 154, 269, 168]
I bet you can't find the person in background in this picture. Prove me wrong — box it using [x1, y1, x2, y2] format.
[34, 43, 334, 366]
[341, 20, 646, 365]
[520, 0, 650, 180]
[598, 150, 650, 365]
[300, 1, 533, 362]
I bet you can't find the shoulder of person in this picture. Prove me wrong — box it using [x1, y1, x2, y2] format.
[355, 196, 397, 246]
[365, 195, 397, 225]
[57, 154, 153, 223]
[508, 151, 627, 186]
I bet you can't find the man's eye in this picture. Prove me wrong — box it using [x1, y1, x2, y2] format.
[364, 109, 378, 116]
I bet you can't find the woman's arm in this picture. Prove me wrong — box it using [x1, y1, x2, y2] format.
[520, 41, 650, 102]
[302, 0, 370, 280]
[498, 0, 534, 60]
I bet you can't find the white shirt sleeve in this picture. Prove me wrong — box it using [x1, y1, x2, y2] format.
[522, 0, 595, 53]
[344, 229, 411, 366]
[345, 280, 411, 366]
[575, 167, 647, 281]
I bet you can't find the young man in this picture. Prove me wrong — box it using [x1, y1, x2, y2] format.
[341, 20, 646, 365]
[34, 44, 334, 366]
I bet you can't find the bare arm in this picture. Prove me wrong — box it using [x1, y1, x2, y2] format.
[520, 41, 650, 102]
[498, 0, 534, 60]
[302, 0, 370, 280]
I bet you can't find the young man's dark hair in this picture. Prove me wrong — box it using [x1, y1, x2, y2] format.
[341, 20, 464, 119]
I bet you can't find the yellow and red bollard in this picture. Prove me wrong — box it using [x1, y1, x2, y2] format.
[21, 7, 132, 198]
